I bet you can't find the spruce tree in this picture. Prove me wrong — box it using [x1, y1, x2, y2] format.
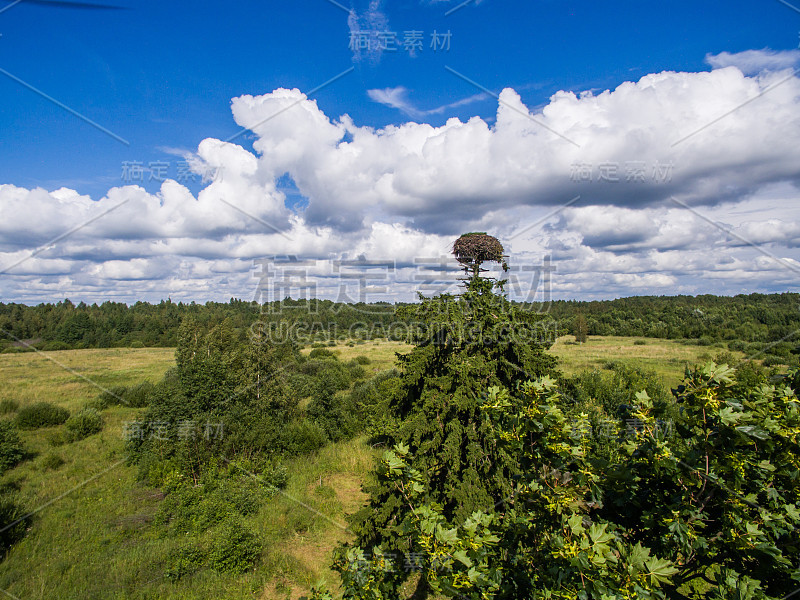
[349, 233, 559, 570]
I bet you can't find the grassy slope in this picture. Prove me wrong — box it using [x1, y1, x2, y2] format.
[0, 336, 737, 598]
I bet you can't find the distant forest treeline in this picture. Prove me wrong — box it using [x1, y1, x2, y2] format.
[0, 293, 798, 361]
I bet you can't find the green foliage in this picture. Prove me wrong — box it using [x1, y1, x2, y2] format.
[208, 518, 262, 574]
[308, 388, 357, 443]
[14, 402, 69, 429]
[94, 381, 155, 409]
[332, 363, 800, 599]
[163, 545, 206, 581]
[574, 313, 588, 343]
[0, 420, 24, 474]
[39, 340, 70, 351]
[93, 385, 128, 409]
[40, 452, 65, 471]
[0, 495, 29, 555]
[2, 292, 800, 351]
[153, 458, 280, 534]
[284, 419, 329, 455]
[347, 369, 402, 439]
[64, 407, 103, 442]
[309, 347, 337, 359]
[351, 268, 560, 559]
[0, 400, 19, 415]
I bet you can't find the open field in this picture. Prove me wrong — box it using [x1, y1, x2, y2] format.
[0, 346, 380, 599]
[550, 335, 745, 387]
[0, 347, 175, 412]
[300, 339, 412, 373]
[0, 336, 753, 597]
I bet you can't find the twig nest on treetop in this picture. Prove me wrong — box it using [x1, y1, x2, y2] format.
[452, 233, 505, 266]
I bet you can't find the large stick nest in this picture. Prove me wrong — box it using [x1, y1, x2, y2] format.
[452, 232, 505, 266]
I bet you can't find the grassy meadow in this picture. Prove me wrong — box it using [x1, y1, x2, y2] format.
[0, 336, 750, 598]
[550, 335, 745, 387]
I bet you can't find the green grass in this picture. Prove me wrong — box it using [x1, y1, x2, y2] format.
[0, 346, 379, 599]
[0, 347, 175, 413]
[550, 335, 743, 387]
[301, 339, 412, 374]
[0, 335, 747, 598]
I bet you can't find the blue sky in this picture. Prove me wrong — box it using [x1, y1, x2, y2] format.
[1, 0, 793, 195]
[0, 0, 799, 303]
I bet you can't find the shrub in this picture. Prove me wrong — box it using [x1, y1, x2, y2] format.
[316, 362, 352, 393]
[0, 421, 24, 474]
[728, 339, 747, 352]
[94, 381, 154, 409]
[697, 335, 714, 346]
[129, 340, 145, 348]
[346, 361, 366, 381]
[0, 400, 18, 415]
[0, 496, 29, 555]
[284, 419, 328, 455]
[40, 340, 71, 351]
[64, 407, 103, 442]
[164, 545, 206, 581]
[633, 339, 646, 346]
[208, 518, 262, 574]
[40, 452, 65, 471]
[94, 385, 128, 409]
[353, 355, 371, 365]
[309, 348, 337, 360]
[125, 381, 155, 408]
[15, 402, 69, 429]
[762, 355, 787, 367]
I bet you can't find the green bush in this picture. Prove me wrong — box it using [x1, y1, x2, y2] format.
[15, 402, 70, 429]
[164, 545, 206, 581]
[346, 361, 366, 381]
[284, 419, 328, 455]
[208, 519, 262, 574]
[94, 381, 154, 409]
[0, 496, 29, 555]
[40, 452, 65, 471]
[352, 355, 371, 365]
[0, 399, 18, 415]
[0, 421, 24, 474]
[94, 385, 128, 409]
[64, 407, 103, 442]
[633, 339, 646, 345]
[762, 355, 788, 367]
[40, 340, 71, 351]
[728, 339, 748, 352]
[125, 381, 155, 408]
[129, 340, 145, 348]
[153, 459, 279, 534]
[309, 348, 337, 360]
[347, 370, 401, 434]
